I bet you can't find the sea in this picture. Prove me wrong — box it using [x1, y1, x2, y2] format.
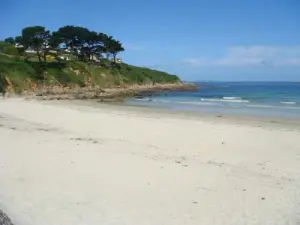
[125, 82, 300, 118]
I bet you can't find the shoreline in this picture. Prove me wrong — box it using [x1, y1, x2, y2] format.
[46, 99, 300, 131]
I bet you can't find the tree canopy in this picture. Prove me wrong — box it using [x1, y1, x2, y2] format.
[4, 37, 15, 44]
[49, 25, 124, 62]
[5, 25, 125, 73]
[21, 26, 51, 69]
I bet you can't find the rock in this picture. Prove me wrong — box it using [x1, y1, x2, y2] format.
[0, 210, 14, 225]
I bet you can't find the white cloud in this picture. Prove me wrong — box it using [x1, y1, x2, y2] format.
[184, 45, 300, 67]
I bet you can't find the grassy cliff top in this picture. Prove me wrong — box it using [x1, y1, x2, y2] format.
[0, 52, 180, 94]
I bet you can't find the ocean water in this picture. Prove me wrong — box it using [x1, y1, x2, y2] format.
[125, 82, 300, 118]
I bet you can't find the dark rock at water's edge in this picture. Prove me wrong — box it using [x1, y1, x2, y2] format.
[134, 95, 145, 99]
[0, 210, 14, 225]
[132, 83, 198, 99]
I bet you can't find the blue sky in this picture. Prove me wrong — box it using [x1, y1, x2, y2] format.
[1, 0, 300, 81]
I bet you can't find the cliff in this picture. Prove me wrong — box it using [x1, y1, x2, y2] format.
[0, 53, 183, 96]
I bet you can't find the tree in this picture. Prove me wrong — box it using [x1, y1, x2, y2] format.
[13, 36, 25, 55]
[100, 33, 114, 59]
[4, 37, 15, 44]
[15, 36, 22, 43]
[51, 26, 120, 63]
[109, 39, 124, 63]
[22, 26, 52, 76]
[51, 26, 91, 60]
[16, 25, 125, 68]
[84, 31, 110, 62]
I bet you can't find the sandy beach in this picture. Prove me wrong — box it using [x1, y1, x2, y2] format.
[0, 98, 300, 225]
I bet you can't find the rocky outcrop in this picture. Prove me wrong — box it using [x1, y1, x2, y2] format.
[32, 82, 198, 101]
[0, 75, 13, 97]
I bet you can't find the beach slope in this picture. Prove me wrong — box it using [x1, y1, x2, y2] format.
[0, 99, 300, 225]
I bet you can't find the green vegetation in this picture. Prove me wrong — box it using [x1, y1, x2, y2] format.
[0, 53, 179, 94]
[0, 25, 180, 94]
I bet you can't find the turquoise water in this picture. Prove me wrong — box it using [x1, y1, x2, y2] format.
[125, 82, 300, 118]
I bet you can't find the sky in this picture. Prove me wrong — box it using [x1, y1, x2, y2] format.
[1, 0, 300, 81]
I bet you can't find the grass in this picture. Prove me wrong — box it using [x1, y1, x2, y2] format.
[119, 64, 179, 84]
[0, 50, 180, 93]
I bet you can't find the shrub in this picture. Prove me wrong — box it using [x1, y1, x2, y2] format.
[3, 46, 19, 55]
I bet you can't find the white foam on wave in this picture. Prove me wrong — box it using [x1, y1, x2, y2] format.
[247, 104, 277, 108]
[134, 98, 152, 101]
[152, 99, 172, 103]
[201, 98, 249, 103]
[132, 98, 300, 111]
[176, 101, 222, 106]
[149, 97, 249, 104]
[222, 97, 241, 100]
[150, 99, 223, 106]
[280, 101, 297, 105]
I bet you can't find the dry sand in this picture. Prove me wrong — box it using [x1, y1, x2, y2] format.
[0, 98, 300, 225]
